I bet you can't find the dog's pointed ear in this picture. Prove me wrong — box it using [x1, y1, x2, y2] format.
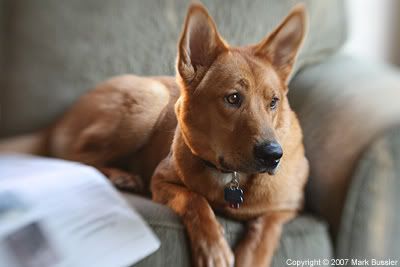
[177, 3, 228, 86]
[253, 4, 307, 84]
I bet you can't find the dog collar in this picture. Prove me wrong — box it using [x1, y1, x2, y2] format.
[200, 158, 232, 173]
[199, 157, 244, 209]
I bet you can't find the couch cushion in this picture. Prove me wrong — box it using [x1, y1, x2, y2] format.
[122, 194, 333, 267]
[1, 0, 346, 137]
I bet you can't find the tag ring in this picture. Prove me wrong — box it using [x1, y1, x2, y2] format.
[229, 171, 240, 189]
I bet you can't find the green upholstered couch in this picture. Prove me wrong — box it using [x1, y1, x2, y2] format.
[1, 1, 399, 266]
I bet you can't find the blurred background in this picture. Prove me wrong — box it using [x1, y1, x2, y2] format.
[345, 0, 400, 66]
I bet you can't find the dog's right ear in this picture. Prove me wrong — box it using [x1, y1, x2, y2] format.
[177, 3, 227, 87]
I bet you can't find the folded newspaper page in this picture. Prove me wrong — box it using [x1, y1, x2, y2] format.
[0, 154, 160, 267]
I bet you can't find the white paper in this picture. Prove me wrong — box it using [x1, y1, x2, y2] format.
[0, 154, 160, 267]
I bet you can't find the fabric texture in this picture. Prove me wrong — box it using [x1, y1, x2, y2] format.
[0, 0, 346, 137]
[289, 53, 400, 233]
[336, 126, 400, 258]
[122, 194, 333, 267]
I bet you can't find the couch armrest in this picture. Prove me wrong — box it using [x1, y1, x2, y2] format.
[336, 126, 400, 258]
[289, 53, 400, 234]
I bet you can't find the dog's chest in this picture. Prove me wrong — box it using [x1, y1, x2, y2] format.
[201, 171, 251, 205]
[185, 169, 295, 219]
[187, 171, 237, 203]
[211, 171, 234, 187]
[200, 171, 287, 218]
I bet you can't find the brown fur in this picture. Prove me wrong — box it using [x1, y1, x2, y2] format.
[0, 3, 309, 267]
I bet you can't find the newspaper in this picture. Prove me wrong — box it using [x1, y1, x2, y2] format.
[0, 154, 160, 267]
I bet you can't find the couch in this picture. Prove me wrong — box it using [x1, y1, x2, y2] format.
[1, 0, 400, 266]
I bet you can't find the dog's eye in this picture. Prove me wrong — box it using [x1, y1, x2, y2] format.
[225, 93, 242, 107]
[270, 97, 279, 110]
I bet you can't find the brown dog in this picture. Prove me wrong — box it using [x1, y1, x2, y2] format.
[0, 3, 308, 267]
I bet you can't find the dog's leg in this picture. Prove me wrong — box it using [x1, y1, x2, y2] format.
[152, 161, 234, 267]
[51, 110, 150, 193]
[154, 183, 234, 267]
[56, 124, 145, 193]
[234, 211, 296, 267]
[97, 167, 144, 193]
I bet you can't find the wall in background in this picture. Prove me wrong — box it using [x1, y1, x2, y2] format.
[344, 0, 400, 66]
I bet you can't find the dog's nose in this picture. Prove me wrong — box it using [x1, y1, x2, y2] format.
[254, 141, 283, 164]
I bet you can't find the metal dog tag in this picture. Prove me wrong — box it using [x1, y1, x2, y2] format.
[224, 172, 243, 209]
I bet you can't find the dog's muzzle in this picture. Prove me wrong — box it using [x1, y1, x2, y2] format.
[253, 141, 283, 174]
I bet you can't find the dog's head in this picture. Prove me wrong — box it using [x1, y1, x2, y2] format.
[175, 3, 307, 174]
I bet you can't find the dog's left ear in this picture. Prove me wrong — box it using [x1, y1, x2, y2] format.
[253, 4, 307, 84]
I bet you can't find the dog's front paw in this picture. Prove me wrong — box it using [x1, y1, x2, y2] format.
[191, 231, 234, 267]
